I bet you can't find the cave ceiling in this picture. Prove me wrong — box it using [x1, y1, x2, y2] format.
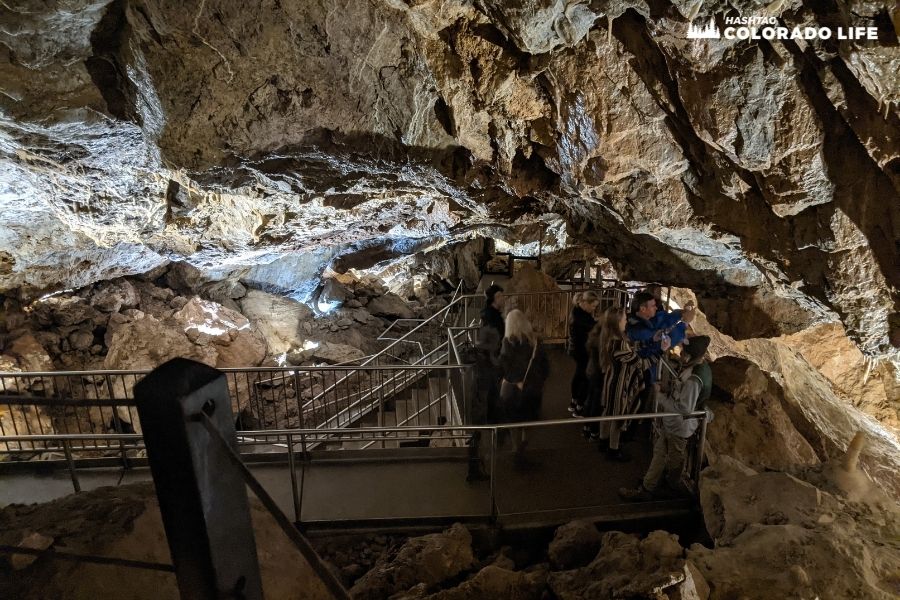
[0, 0, 898, 355]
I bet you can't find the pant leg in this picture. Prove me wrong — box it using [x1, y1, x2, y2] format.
[664, 434, 689, 489]
[642, 433, 669, 491]
[571, 357, 588, 403]
[608, 420, 622, 450]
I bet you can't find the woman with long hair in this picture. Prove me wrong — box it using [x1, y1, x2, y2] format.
[568, 290, 600, 415]
[596, 306, 648, 461]
[499, 309, 549, 459]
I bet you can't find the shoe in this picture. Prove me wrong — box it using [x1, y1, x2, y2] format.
[573, 404, 585, 417]
[606, 448, 631, 462]
[582, 426, 592, 440]
[618, 486, 654, 502]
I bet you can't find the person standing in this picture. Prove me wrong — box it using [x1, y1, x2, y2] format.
[469, 284, 505, 481]
[568, 291, 600, 415]
[594, 306, 648, 461]
[626, 291, 695, 391]
[499, 309, 549, 460]
[619, 335, 713, 500]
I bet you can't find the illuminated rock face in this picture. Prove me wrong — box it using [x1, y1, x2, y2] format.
[0, 1, 897, 358]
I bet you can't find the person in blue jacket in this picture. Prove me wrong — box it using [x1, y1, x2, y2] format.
[626, 291, 695, 383]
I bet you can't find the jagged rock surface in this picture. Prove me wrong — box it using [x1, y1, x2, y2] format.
[1, 0, 897, 360]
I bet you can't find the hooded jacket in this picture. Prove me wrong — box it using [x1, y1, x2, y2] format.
[658, 362, 713, 438]
[568, 305, 597, 362]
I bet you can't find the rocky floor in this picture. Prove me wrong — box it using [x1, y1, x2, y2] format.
[2, 431, 898, 600]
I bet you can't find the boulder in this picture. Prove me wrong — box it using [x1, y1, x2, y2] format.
[310, 342, 365, 365]
[321, 277, 351, 306]
[706, 356, 820, 471]
[547, 520, 601, 570]
[411, 565, 547, 600]
[690, 453, 900, 600]
[32, 296, 100, 328]
[350, 523, 475, 600]
[548, 529, 695, 599]
[104, 314, 217, 371]
[173, 297, 267, 367]
[90, 279, 140, 313]
[67, 328, 95, 352]
[201, 279, 248, 302]
[240, 289, 314, 355]
[7, 333, 54, 373]
[366, 293, 415, 320]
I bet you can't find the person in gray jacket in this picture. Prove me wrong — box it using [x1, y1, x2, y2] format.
[619, 335, 712, 500]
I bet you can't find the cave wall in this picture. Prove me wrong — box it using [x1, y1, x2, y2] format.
[1, 0, 898, 356]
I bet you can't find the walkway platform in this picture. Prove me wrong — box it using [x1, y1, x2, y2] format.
[1, 349, 693, 531]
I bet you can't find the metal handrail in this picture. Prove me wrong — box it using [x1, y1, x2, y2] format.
[0, 412, 705, 443]
[0, 410, 709, 525]
[299, 293, 477, 409]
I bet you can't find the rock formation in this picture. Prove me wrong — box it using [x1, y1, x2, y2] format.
[0, 483, 331, 600]
[1, 0, 897, 360]
[10, 465, 895, 599]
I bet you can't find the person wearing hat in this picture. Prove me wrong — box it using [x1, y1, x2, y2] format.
[619, 335, 713, 501]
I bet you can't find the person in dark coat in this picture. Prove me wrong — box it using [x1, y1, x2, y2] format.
[568, 290, 600, 415]
[499, 309, 549, 459]
[468, 284, 505, 481]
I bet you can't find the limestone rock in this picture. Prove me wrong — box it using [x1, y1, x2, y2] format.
[310, 342, 365, 365]
[0, 348, 53, 452]
[547, 529, 694, 599]
[350, 523, 475, 600]
[90, 279, 140, 313]
[419, 565, 546, 600]
[104, 314, 218, 371]
[10, 531, 54, 571]
[67, 328, 95, 351]
[7, 333, 54, 373]
[31, 296, 100, 328]
[691, 454, 900, 600]
[706, 356, 820, 471]
[201, 279, 248, 302]
[240, 290, 314, 355]
[781, 323, 899, 432]
[366, 294, 415, 320]
[547, 520, 601, 570]
[174, 297, 267, 367]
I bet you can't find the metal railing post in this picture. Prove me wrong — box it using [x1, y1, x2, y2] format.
[694, 414, 708, 483]
[62, 439, 81, 493]
[298, 432, 308, 522]
[287, 433, 301, 523]
[135, 358, 264, 600]
[105, 376, 130, 469]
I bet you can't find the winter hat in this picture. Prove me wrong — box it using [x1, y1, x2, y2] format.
[684, 335, 710, 362]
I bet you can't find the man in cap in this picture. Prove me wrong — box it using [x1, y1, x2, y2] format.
[619, 335, 713, 500]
